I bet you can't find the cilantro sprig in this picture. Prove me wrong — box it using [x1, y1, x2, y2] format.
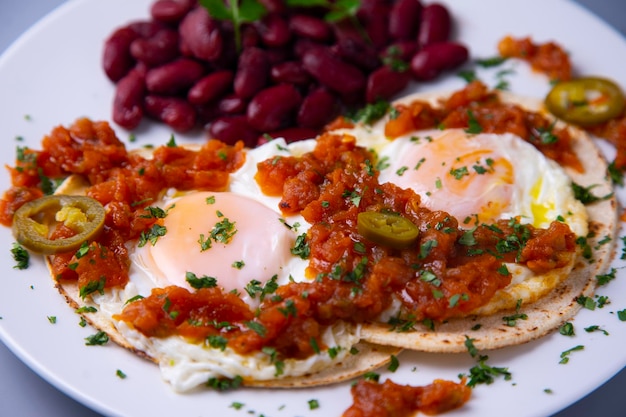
[200, 0, 267, 51]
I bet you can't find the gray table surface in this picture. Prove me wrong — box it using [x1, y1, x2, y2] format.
[1, 1, 625, 416]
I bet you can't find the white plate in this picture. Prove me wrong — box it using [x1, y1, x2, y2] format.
[1, 0, 625, 416]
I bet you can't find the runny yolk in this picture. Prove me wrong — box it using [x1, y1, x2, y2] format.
[133, 191, 296, 299]
[379, 130, 515, 227]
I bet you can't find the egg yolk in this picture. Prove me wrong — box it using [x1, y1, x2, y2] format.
[379, 130, 514, 227]
[134, 191, 296, 296]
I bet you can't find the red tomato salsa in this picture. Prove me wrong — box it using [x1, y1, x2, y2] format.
[343, 378, 472, 417]
[2, 96, 576, 362]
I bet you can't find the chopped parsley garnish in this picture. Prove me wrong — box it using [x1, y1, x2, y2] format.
[10, 242, 29, 270]
[584, 325, 609, 336]
[278, 299, 298, 317]
[466, 355, 512, 387]
[571, 182, 612, 204]
[575, 295, 597, 311]
[138, 224, 167, 247]
[559, 322, 575, 336]
[230, 402, 244, 410]
[308, 399, 320, 410]
[377, 156, 391, 171]
[450, 166, 470, 180]
[79, 276, 106, 299]
[310, 337, 320, 354]
[206, 195, 216, 204]
[124, 295, 145, 304]
[207, 335, 228, 351]
[232, 260, 245, 269]
[420, 270, 441, 287]
[328, 346, 341, 359]
[608, 160, 624, 186]
[75, 306, 97, 313]
[457, 69, 478, 83]
[464, 336, 479, 358]
[211, 216, 237, 244]
[396, 166, 409, 176]
[596, 268, 617, 286]
[166, 134, 177, 147]
[140, 206, 168, 219]
[476, 56, 508, 67]
[291, 233, 310, 259]
[47, 316, 57, 324]
[362, 371, 380, 382]
[419, 240, 438, 259]
[116, 369, 127, 379]
[465, 110, 483, 134]
[502, 300, 528, 327]
[245, 321, 267, 337]
[350, 100, 392, 125]
[559, 345, 584, 364]
[85, 331, 109, 346]
[536, 122, 558, 145]
[186, 272, 218, 289]
[206, 375, 243, 391]
[75, 241, 91, 259]
[388, 354, 400, 372]
[617, 309, 626, 321]
[388, 314, 417, 332]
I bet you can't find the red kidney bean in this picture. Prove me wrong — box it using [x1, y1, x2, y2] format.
[188, 70, 234, 105]
[293, 38, 324, 59]
[112, 69, 145, 130]
[289, 15, 333, 42]
[102, 26, 138, 82]
[333, 36, 381, 71]
[258, 127, 318, 145]
[255, 14, 291, 48]
[208, 115, 259, 147]
[417, 3, 451, 47]
[356, 0, 389, 20]
[144, 95, 197, 132]
[179, 7, 223, 62]
[130, 29, 179, 67]
[234, 47, 271, 99]
[242, 26, 261, 48]
[410, 41, 469, 80]
[150, 0, 194, 24]
[364, 9, 390, 49]
[389, 0, 423, 40]
[264, 47, 290, 66]
[302, 47, 366, 95]
[146, 58, 205, 95]
[196, 102, 221, 125]
[297, 88, 338, 129]
[218, 94, 248, 115]
[247, 84, 302, 132]
[366, 65, 411, 103]
[382, 41, 419, 62]
[270, 61, 312, 85]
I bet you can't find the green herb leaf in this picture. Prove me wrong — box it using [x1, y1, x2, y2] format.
[291, 233, 310, 259]
[206, 375, 243, 391]
[186, 272, 218, 289]
[10, 242, 29, 270]
[85, 331, 109, 346]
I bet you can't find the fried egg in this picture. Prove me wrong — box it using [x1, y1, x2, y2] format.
[84, 137, 367, 392]
[376, 128, 588, 237]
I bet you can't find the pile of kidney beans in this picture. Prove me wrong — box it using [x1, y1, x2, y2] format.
[103, 0, 469, 147]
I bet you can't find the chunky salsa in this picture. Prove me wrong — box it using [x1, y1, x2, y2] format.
[2, 85, 576, 370]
